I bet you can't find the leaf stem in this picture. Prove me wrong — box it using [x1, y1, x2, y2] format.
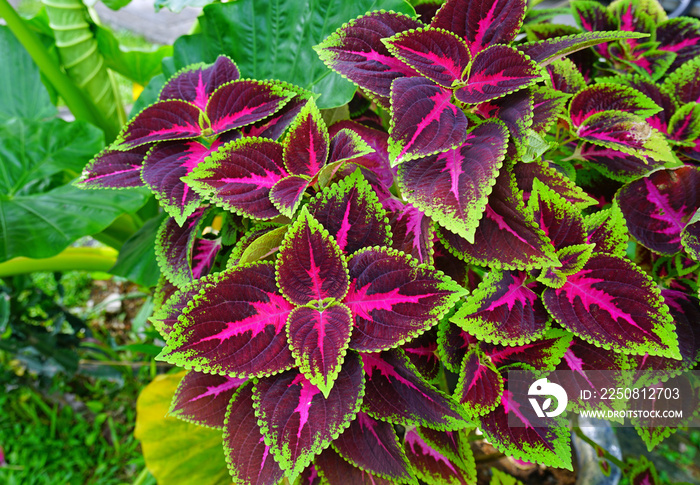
[0, 0, 117, 140]
[0, 246, 117, 277]
[572, 425, 626, 470]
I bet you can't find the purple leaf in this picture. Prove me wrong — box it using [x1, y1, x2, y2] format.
[223, 383, 284, 485]
[616, 166, 700, 255]
[142, 140, 222, 224]
[150, 278, 209, 339]
[482, 328, 572, 372]
[682, 208, 700, 261]
[115, 100, 203, 150]
[315, 12, 424, 104]
[332, 412, 412, 481]
[519, 31, 647, 66]
[451, 270, 550, 346]
[438, 169, 558, 270]
[455, 45, 539, 105]
[207, 80, 294, 135]
[398, 120, 508, 243]
[78, 145, 148, 189]
[191, 237, 221, 279]
[430, 0, 526, 56]
[345, 247, 466, 352]
[512, 159, 597, 209]
[385, 27, 471, 88]
[542, 254, 680, 358]
[160, 56, 240, 110]
[253, 353, 364, 478]
[575, 112, 674, 163]
[170, 371, 246, 429]
[579, 143, 663, 182]
[276, 208, 349, 305]
[185, 137, 288, 220]
[402, 327, 441, 382]
[531, 85, 571, 134]
[569, 84, 662, 127]
[668, 102, 700, 146]
[155, 208, 207, 287]
[327, 121, 394, 189]
[454, 347, 503, 416]
[657, 17, 700, 73]
[545, 58, 586, 95]
[388, 200, 434, 265]
[417, 427, 473, 471]
[479, 389, 572, 469]
[308, 170, 391, 255]
[584, 203, 628, 257]
[315, 446, 393, 485]
[269, 175, 310, 218]
[287, 302, 353, 397]
[528, 179, 587, 250]
[389, 77, 468, 165]
[242, 92, 312, 141]
[476, 89, 534, 150]
[157, 262, 296, 378]
[404, 428, 476, 484]
[283, 99, 329, 176]
[361, 350, 468, 430]
[538, 244, 595, 288]
[663, 57, 700, 105]
[571, 1, 615, 56]
[327, 128, 373, 165]
[602, 75, 676, 133]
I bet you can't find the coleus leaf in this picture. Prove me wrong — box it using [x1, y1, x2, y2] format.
[451, 270, 550, 346]
[389, 76, 468, 165]
[404, 427, 476, 484]
[327, 128, 374, 165]
[454, 347, 503, 416]
[437, 168, 558, 270]
[416, 427, 475, 475]
[530, 85, 571, 134]
[528, 179, 587, 251]
[157, 262, 296, 378]
[537, 244, 595, 289]
[223, 382, 284, 485]
[584, 203, 628, 257]
[228, 223, 287, 268]
[476, 89, 534, 153]
[454, 45, 540, 105]
[545, 58, 586, 95]
[578, 142, 664, 182]
[142, 139, 223, 224]
[150, 277, 209, 339]
[663, 56, 700, 105]
[656, 17, 700, 73]
[332, 411, 413, 482]
[241, 86, 314, 141]
[185, 137, 288, 220]
[314, 11, 424, 105]
[482, 328, 573, 372]
[307, 170, 391, 255]
[170, 371, 246, 429]
[283, 99, 329, 177]
[512, 158, 597, 209]
[625, 456, 660, 485]
[437, 319, 475, 373]
[542, 253, 680, 359]
[269, 175, 310, 218]
[402, 327, 441, 383]
[191, 237, 221, 280]
[315, 445, 393, 485]
[616, 166, 700, 255]
[479, 386, 572, 469]
[570, 1, 615, 53]
[518, 31, 648, 66]
[345, 246, 466, 352]
[115, 100, 203, 149]
[361, 350, 469, 430]
[384, 27, 471, 88]
[253, 352, 364, 479]
[78, 144, 148, 189]
[667, 102, 700, 146]
[430, 0, 526, 57]
[388, 200, 435, 265]
[159, 55, 240, 110]
[569, 84, 662, 127]
[276, 208, 349, 305]
[575, 111, 675, 164]
[155, 208, 207, 287]
[398, 119, 508, 243]
[681, 208, 700, 261]
[286, 302, 353, 398]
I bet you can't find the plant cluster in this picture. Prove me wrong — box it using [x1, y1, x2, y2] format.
[76, 0, 700, 483]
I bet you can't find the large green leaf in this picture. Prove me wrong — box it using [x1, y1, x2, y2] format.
[0, 26, 56, 122]
[96, 26, 172, 86]
[110, 212, 166, 286]
[135, 372, 230, 485]
[0, 183, 149, 261]
[154, 0, 212, 13]
[172, 0, 416, 109]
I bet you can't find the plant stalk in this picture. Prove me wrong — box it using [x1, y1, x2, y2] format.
[0, 0, 117, 139]
[0, 246, 118, 277]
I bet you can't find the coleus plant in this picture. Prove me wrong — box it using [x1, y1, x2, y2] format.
[80, 0, 700, 483]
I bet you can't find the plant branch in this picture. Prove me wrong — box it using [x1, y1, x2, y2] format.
[0, 246, 118, 277]
[0, 0, 117, 140]
[572, 425, 626, 470]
